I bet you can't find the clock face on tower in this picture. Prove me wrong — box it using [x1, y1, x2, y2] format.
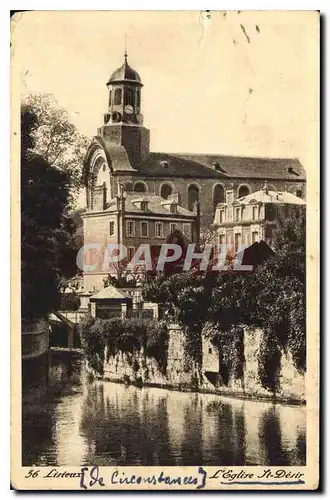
[124, 104, 134, 115]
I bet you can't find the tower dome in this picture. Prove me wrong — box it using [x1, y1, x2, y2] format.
[106, 53, 142, 86]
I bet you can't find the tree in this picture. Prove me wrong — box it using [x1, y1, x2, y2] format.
[272, 206, 306, 258]
[22, 93, 89, 202]
[21, 104, 79, 320]
[143, 211, 306, 386]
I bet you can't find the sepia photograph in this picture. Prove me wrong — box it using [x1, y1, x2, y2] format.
[11, 9, 319, 490]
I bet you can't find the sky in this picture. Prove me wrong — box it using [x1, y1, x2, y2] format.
[12, 10, 318, 167]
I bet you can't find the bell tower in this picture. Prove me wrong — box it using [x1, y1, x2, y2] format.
[98, 51, 150, 168]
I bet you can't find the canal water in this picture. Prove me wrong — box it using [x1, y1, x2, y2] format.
[22, 351, 306, 466]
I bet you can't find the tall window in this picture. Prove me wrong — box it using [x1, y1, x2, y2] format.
[114, 88, 122, 105]
[108, 90, 112, 107]
[140, 221, 149, 238]
[109, 221, 115, 236]
[155, 222, 163, 238]
[252, 206, 258, 220]
[134, 182, 147, 193]
[126, 220, 135, 237]
[238, 185, 250, 198]
[160, 184, 173, 199]
[234, 233, 241, 251]
[213, 185, 225, 214]
[136, 89, 141, 108]
[141, 201, 148, 211]
[170, 223, 177, 233]
[188, 184, 199, 211]
[235, 208, 240, 222]
[219, 234, 226, 245]
[170, 203, 177, 213]
[252, 231, 259, 243]
[127, 246, 135, 262]
[219, 210, 225, 223]
[183, 223, 191, 238]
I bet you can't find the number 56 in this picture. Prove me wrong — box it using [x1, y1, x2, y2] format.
[25, 469, 39, 478]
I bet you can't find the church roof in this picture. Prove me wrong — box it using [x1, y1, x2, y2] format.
[136, 153, 306, 180]
[107, 57, 142, 86]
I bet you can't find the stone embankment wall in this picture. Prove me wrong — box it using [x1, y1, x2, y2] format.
[99, 323, 305, 403]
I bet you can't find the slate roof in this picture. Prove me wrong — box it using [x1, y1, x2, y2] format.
[234, 188, 306, 205]
[136, 152, 306, 181]
[138, 153, 226, 179]
[105, 193, 195, 218]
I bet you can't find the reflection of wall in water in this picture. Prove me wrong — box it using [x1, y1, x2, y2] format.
[80, 382, 174, 466]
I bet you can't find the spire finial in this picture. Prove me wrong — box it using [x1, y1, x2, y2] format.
[124, 33, 128, 63]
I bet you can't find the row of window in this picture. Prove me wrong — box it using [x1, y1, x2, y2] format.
[218, 206, 260, 223]
[109, 220, 191, 238]
[133, 183, 303, 205]
[108, 87, 141, 108]
[218, 231, 259, 247]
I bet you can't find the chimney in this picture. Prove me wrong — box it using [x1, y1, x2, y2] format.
[194, 200, 201, 245]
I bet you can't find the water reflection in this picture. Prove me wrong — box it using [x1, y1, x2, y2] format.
[22, 352, 306, 466]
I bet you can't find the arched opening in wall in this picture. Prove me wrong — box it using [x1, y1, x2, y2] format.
[188, 184, 200, 211]
[125, 88, 134, 106]
[296, 189, 303, 198]
[237, 185, 250, 198]
[114, 88, 122, 105]
[134, 181, 147, 193]
[136, 89, 141, 108]
[160, 183, 173, 200]
[213, 184, 225, 214]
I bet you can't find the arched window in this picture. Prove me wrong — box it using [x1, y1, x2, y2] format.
[108, 90, 112, 107]
[114, 88, 122, 105]
[160, 184, 173, 199]
[188, 184, 199, 211]
[238, 185, 250, 198]
[125, 88, 134, 106]
[136, 89, 141, 108]
[134, 182, 147, 193]
[213, 184, 225, 214]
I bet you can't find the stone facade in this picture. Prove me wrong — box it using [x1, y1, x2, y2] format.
[97, 322, 304, 403]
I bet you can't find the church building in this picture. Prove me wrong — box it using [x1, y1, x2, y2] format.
[82, 52, 306, 289]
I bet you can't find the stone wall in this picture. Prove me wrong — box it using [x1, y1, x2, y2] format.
[242, 327, 305, 401]
[102, 323, 199, 388]
[103, 347, 167, 386]
[98, 323, 305, 403]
